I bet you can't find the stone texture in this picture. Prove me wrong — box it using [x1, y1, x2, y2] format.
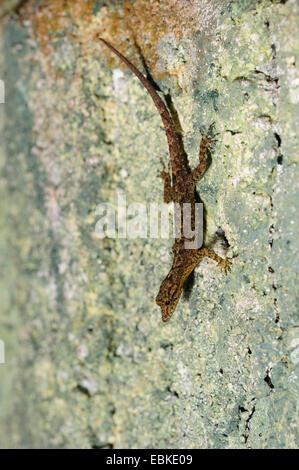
[0, 0, 298, 448]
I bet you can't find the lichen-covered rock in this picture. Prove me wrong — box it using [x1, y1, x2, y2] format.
[0, 0, 298, 449]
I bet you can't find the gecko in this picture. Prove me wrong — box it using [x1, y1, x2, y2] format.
[99, 38, 232, 322]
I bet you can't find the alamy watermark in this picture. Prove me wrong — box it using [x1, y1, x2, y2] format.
[0, 339, 5, 364]
[95, 191, 203, 249]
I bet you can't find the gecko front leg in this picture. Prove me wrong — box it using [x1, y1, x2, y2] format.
[196, 248, 232, 274]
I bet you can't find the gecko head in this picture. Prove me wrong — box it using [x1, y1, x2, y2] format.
[155, 279, 182, 322]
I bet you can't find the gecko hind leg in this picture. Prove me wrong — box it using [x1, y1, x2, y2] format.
[192, 123, 218, 183]
[158, 158, 173, 203]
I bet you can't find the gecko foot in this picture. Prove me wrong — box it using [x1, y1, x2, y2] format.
[199, 123, 219, 151]
[218, 258, 232, 275]
[200, 121, 215, 135]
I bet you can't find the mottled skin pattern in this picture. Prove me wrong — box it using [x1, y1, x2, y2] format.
[100, 38, 232, 322]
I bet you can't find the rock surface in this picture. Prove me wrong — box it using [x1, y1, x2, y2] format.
[0, 0, 298, 448]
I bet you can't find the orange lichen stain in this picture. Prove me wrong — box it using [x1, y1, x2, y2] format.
[100, 0, 215, 79]
[23, 0, 96, 55]
[24, 0, 214, 79]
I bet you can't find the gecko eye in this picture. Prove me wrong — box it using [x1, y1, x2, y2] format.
[165, 299, 172, 305]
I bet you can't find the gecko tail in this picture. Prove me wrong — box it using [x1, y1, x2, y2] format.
[99, 37, 181, 159]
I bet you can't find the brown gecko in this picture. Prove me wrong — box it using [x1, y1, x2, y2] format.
[99, 38, 232, 322]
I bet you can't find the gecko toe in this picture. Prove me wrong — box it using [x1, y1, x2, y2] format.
[219, 258, 232, 275]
